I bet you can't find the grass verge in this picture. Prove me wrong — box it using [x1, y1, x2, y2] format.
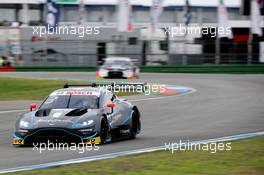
[4, 136, 264, 175]
[141, 64, 264, 74]
[14, 64, 264, 74]
[0, 77, 139, 100]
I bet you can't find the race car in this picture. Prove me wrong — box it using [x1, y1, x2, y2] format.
[13, 84, 141, 146]
[96, 57, 140, 79]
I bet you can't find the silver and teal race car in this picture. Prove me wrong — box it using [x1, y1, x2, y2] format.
[13, 84, 141, 145]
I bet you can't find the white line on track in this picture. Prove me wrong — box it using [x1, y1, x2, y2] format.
[131, 87, 196, 102]
[0, 109, 27, 114]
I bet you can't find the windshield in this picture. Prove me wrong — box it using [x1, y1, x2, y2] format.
[40, 94, 99, 109]
[104, 60, 132, 66]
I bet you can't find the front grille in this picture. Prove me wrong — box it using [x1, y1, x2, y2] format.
[108, 71, 123, 78]
[35, 130, 69, 137]
[24, 128, 82, 144]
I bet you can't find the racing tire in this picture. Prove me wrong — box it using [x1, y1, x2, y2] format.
[100, 119, 108, 144]
[129, 111, 138, 139]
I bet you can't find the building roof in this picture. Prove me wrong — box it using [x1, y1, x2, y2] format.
[0, 0, 240, 8]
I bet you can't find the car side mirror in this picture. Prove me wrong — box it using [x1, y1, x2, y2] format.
[106, 103, 115, 109]
[106, 103, 115, 114]
[29, 103, 37, 111]
[97, 60, 103, 65]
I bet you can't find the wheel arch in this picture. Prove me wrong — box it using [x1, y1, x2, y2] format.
[132, 106, 141, 119]
[132, 106, 141, 133]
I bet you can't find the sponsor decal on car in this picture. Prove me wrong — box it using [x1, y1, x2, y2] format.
[13, 139, 24, 145]
[83, 137, 101, 144]
[53, 90, 101, 96]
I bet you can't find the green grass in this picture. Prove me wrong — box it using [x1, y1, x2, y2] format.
[141, 64, 264, 74]
[0, 77, 139, 100]
[15, 64, 264, 74]
[16, 67, 97, 72]
[4, 136, 264, 175]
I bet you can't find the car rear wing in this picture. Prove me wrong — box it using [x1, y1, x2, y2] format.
[64, 82, 147, 92]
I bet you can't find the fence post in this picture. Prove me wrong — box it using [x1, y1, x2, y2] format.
[215, 38, 220, 64]
[247, 35, 252, 64]
[142, 40, 147, 65]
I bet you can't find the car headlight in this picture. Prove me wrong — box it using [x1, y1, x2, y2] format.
[100, 67, 109, 71]
[19, 121, 30, 128]
[73, 120, 95, 128]
[80, 120, 94, 127]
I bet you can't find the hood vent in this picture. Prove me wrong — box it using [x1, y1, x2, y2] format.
[66, 108, 87, 117]
[35, 109, 51, 117]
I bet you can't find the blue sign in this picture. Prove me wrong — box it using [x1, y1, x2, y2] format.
[46, 0, 60, 28]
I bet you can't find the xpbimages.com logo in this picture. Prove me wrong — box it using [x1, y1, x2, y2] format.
[164, 24, 232, 38]
[164, 140, 232, 154]
[33, 140, 100, 154]
[96, 83, 167, 96]
[32, 24, 100, 37]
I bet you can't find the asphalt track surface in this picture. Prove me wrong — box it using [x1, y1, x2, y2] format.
[0, 72, 263, 170]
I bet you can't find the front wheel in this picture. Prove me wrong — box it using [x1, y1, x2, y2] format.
[100, 119, 108, 144]
[129, 111, 139, 139]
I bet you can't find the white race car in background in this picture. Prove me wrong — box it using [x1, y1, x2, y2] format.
[96, 57, 140, 79]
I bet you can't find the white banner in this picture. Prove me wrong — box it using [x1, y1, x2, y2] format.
[251, 0, 263, 36]
[117, 0, 131, 32]
[22, 4, 29, 25]
[260, 42, 264, 63]
[78, 0, 86, 25]
[150, 0, 164, 33]
[218, 0, 232, 38]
